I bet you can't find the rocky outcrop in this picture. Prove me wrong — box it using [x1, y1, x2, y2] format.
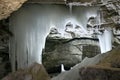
[2, 63, 50, 80]
[0, 0, 27, 20]
[79, 66, 120, 80]
[79, 46, 120, 80]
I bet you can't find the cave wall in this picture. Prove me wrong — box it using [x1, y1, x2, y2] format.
[0, 20, 11, 79]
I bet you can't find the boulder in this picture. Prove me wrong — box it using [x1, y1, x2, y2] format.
[43, 35, 100, 74]
[42, 38, 82, 74]
[2, 63, 50, 80]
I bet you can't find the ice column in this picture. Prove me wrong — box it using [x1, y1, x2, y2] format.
[98, 28, 112, 53]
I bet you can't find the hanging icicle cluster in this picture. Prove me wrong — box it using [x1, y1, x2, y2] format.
[9, 4, 98, 71]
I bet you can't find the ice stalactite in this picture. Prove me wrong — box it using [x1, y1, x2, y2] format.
[9, 4, 98, 71]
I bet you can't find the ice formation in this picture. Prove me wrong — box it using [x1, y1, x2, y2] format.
[9, 4, 98, 71]
[98, 28, 112, 53]
[61, 64, 66, 72]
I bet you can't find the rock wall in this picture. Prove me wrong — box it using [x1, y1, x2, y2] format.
[0, 20, 12, 79]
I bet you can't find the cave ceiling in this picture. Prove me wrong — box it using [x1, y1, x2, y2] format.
[27, 0, 94, 4]
[0, 0, 27, 20]
[0, 0, 120, 28]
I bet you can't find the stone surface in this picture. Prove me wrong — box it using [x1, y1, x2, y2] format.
[0, 0, 27, 20]
[2, 63, 50, 80]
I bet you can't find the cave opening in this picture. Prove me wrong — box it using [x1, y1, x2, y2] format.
[0, 0, 120, 80]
